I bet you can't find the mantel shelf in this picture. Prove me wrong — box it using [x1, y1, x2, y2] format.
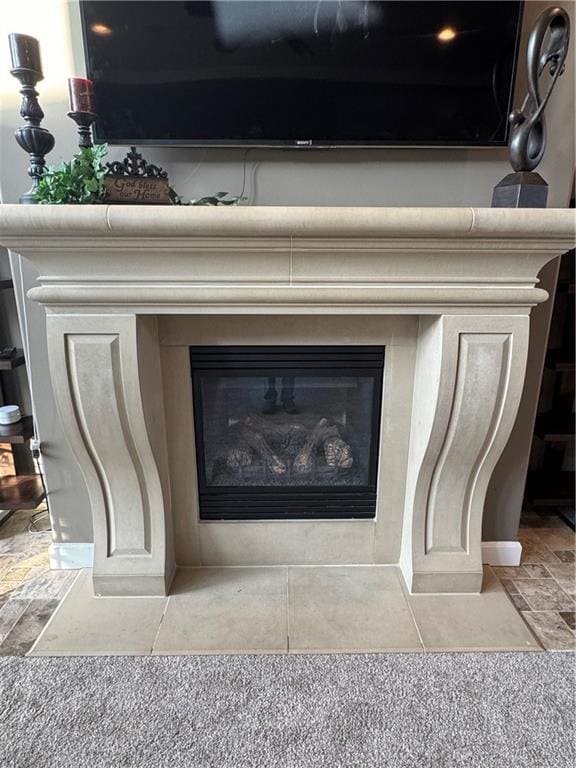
[0, 206, 573, 315]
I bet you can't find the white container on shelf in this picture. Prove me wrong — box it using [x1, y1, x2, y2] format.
[0, 405, 21, 425]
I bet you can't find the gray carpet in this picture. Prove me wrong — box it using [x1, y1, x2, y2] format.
[0, 653, 574, 768]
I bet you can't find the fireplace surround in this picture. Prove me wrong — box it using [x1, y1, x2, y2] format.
[190, 345, 384, 520]
[0, 205, 573, 597]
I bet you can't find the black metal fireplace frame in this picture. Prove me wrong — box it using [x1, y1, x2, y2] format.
[190, 346, 385, 520]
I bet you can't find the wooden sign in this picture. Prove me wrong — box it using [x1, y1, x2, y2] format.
[104, 175, 171, 205]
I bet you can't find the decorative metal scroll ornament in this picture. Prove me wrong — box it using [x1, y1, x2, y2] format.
[509, 6, 570, 173]
[492, 7, 571, 208]
[106, 146, 168, 179]
[104, 147, 171, 204]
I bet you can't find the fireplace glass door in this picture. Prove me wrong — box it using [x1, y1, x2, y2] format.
[190, 347, 384, 520]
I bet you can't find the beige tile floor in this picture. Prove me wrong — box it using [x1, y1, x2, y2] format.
[1, 507, 574, 656]
[0, 508, 76, 656]
[491, 510, 576, 651]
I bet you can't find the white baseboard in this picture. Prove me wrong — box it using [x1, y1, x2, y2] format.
[49, 542, 94, 570]
[481, 541, 522, 567]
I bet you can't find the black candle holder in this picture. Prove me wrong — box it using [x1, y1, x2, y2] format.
[9, 64, 55, 205]
[67, 110, 98, 149]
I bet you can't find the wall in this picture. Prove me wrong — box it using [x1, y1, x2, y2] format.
[0, 0, 574, 544]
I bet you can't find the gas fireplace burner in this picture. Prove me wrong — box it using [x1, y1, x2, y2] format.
[190, 346, 384, 520]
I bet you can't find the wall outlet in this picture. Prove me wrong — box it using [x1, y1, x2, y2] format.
[30, 438, 41, 455]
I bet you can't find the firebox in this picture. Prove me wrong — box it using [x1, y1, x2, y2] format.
[190, 346, 384, 520]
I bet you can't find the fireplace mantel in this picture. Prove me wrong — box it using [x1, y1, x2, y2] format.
[1, 205, 574, 596]
[0, 205, 573, 312]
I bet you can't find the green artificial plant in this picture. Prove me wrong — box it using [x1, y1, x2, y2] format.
[169, 189, 243, 206]
[35, 143, 243, 206]
[35, 144, 108, 204]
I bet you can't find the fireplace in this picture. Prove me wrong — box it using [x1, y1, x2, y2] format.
[6, 205, 571, 595]
[190, 346, 385, 520]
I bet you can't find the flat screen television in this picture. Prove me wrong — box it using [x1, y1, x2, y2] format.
[80, 1, 523, 147]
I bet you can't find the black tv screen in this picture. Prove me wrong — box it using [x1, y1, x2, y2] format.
[81, 0, 523, 147]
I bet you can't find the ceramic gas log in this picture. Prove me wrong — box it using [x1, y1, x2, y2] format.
[225, 417, 351, 477]
[223, 416, 352, 480]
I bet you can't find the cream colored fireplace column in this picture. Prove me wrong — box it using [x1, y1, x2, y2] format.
[0, 205, 573, 597]
[46, 313, 173, 596]
[401, 313, 529, 593]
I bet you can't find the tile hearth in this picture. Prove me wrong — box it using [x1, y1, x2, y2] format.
[30, 565, 540, 656]
[2, 509, 574, 656]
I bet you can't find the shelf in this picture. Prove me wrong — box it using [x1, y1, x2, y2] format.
[0, 474, 45, 511]
[545, 350, 575, 373]
[0, 279, 13, 290]
[527, 472, 575, 507]
[534, 413, 575, 443]
[0, 416, 34, 444]
[554, 361, 576, 373]
[0, 349, 25, 371]
[556, 278, 574, 291]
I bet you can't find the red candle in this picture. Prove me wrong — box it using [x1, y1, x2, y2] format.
[68, 77, 95, 114]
